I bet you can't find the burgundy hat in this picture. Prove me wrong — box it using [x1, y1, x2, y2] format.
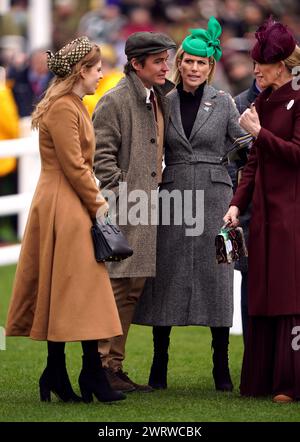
[251, 17, 297, 64]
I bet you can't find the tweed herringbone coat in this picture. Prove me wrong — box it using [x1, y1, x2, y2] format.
[6, 93, 122, 342]
[93, 72, 174, 278]
[134, 85, 247, 327]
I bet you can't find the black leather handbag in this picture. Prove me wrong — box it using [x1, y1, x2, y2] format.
[91, 217, 133, 263]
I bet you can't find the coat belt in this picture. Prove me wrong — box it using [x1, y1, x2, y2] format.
[166, 156, 223, 166]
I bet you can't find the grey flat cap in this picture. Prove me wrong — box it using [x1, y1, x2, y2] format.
[125, 32, 176, 60]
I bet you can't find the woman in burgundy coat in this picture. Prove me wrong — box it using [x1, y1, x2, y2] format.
[224, 18, 300, 403]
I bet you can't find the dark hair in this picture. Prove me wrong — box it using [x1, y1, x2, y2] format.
[123, 54, 148, 74]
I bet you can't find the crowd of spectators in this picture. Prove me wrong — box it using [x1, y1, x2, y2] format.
[2, 1, 300, 107]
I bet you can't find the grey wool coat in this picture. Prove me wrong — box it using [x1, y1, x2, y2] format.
[134, 85, 247, 327]
[93, 72, 174, 278]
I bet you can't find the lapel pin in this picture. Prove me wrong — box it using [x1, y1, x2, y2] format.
[204, 102, 212, 106]
[287, 99, 294, 110]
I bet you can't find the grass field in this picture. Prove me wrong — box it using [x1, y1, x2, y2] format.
[0, 264, 299, 422]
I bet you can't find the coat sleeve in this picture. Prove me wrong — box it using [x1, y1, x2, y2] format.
[47, 100, 108, 219]
[225, 93, 248, 144]
[92, 93, 122, 196]
[255, 102, 300, 165]
[230, 143, 258, 214]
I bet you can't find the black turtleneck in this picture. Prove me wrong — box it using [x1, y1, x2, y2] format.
[177, 82, 205, 139]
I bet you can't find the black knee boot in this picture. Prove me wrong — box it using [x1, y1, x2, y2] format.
[79, 340, 126, 403]
[148, 326, 171, 389]
[210, 327, 233, 392]
[39, 341, 82, 402]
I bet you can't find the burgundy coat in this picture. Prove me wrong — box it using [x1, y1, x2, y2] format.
[231, 80, 300, 316]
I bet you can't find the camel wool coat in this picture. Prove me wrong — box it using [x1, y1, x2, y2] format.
[6, 93, 122, 342]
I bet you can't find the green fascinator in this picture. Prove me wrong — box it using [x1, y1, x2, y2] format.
[182, 16, 222, 61]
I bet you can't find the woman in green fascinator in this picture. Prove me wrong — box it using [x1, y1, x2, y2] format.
[134, 17, 248, 391]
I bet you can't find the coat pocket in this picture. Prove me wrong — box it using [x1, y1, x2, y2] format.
[210, 169, 233, 187]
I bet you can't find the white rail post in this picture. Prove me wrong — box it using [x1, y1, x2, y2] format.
[0, 133, 40, 265]
[231, 270, 242, 335]
[28, 0, 52, 51]
[18, 121, 40, 237]
[0, 0, 10, 14]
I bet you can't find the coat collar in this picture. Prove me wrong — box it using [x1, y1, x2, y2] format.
[123, 72, 174, 136]
[260, 79, 296, 103]
[247, 80, 260, 103]
[169, 84, 218, 147]
[126, 71, 174, 102]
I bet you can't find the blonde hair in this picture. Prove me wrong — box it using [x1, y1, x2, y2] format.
[170, 46, 216, 86]
[31, 45, 101, 129]
[284, 45, 300, 72]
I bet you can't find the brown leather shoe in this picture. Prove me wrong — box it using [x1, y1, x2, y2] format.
[115, 369, 154, 393]
[104, 368, 135, 393]
[272, 394, 293, 403]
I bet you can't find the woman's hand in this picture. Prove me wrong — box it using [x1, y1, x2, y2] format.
[239, 104, 261, 138]
[96, 201, 109, 224]
[223, 205, 240, 228]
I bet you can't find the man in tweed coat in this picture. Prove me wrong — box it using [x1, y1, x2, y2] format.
[93, 32, 176, 392]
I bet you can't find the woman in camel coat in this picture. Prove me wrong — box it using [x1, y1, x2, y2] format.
[5, 37, 125, 404]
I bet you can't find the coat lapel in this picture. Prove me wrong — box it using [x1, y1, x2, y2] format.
[158, 94, 171, 137]
[189, 85, 217, 142]
[169, 91, 191, 148]
[155, 80, 174, 137]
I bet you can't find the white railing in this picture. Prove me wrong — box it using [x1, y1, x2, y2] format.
[0, 130, 40, 265]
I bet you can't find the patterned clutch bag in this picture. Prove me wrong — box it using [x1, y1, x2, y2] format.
[215, 224, 248, 264]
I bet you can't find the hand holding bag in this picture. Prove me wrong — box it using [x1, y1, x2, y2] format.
[91, 215, 133, 262]
[215, 223, 248, 264]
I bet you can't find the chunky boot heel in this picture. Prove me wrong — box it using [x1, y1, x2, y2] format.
[79, 383, 94, 403]
[39, 375, 51, 402]
[39, 355, 82, 402]
[79, 354, 126, 403]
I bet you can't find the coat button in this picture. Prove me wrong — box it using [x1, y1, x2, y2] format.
[151, 172, 156, 177]
[147, 104, 152, 110]
[150, 138, 155, 144]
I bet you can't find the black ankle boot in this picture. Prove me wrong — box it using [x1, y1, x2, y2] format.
[211, 327, 233, 392]
[148, 326, 171, 389]
[39, 354, 82, 402]
[149, 353, 169, 389]
[79, 354, 126, 403]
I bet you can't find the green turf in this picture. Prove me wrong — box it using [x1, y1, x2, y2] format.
[0, 265, 299, 422]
